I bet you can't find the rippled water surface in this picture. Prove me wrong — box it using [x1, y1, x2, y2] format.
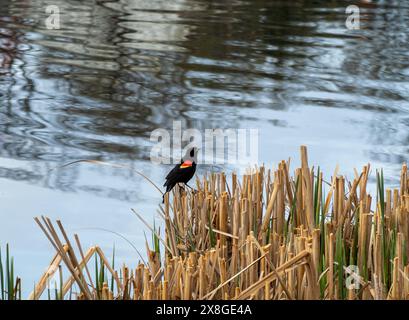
[1, 0, 409, 295]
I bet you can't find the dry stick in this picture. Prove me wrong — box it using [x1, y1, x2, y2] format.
[219, 193, 228, 247]
[206, 247, 220, 294]
[204, 225, 239, 240]
[152, 268, 164, 288]
[50, 219, 93, 299]
[342, 173, 364, 231]
[234, 250, 310, 300]
[14, 278, 21, 300]
[300, 145, 314, 232]
[203, 252, 268, 300]
[47, 218, 91, 296]
[282, 161, 293, 206]
[61, 246, 96, 297]
[199, 257, 206, 299]
[261, 182, 279, 232]
[323, 165, 340, 216]
[56, 220, 83, 276]
[398, 267, 409, 286]
[28, 246, 67, 300]
[34, 217, 92, 300]
[249, 233, 294, 300]
[311, 229, 320, 283]
[74, 234, 96, 292]
[392, 257, 400, 299]
[328, 233, 334, 300]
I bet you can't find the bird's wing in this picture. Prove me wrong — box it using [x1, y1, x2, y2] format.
[165, 164, 179, 180]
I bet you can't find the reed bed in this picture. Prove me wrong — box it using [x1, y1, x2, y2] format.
[31, 146, 409, 300]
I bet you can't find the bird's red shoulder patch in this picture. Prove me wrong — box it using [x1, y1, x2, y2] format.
[180, 160, 193, 169]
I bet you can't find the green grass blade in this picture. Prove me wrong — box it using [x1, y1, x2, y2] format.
[110, 245, 115, 293]
[0, 246, 4, 300]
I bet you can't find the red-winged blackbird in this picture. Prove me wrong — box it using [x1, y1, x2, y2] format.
[163, 147, 198, 203]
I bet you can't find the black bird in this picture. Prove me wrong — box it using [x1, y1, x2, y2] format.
[163, 147, 198, 203]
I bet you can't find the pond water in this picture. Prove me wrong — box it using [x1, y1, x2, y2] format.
[1, 0, 409, 296]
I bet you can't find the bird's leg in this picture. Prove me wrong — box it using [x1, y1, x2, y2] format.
[185, 183, 198, 193]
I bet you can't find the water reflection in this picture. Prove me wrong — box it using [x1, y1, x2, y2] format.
[0, 0, 409, 190]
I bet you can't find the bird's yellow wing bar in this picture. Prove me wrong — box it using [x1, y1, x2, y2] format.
[180, 160, 193, 169]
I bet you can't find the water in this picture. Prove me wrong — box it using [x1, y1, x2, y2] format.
[1, 0, 409, 296]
